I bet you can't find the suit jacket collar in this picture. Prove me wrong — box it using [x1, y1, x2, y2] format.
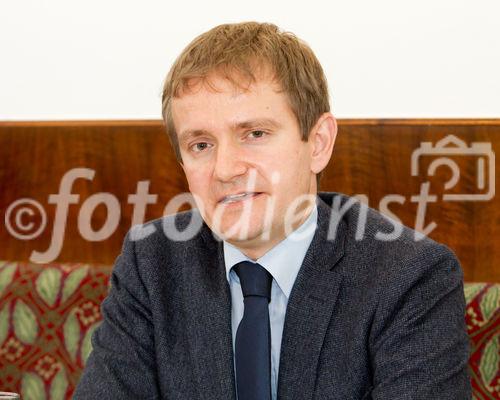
[277, 192, 347, 399]
[184, 228, 235, 399]
[186, 192, 347, 400]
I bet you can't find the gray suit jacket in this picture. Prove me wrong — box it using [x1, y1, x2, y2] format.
[74, 192, 471, 399]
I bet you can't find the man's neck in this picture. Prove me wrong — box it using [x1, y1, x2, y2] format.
[226, 201, 317, 261]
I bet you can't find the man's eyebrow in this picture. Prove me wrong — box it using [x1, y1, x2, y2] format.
[178, 118, 281, 144]
[233, 118, 281, 130]
[178, 129, 210, 145]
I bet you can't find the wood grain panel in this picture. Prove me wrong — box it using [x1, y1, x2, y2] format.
[0, 120, 498, 282]
[322, 119, 499, 282]
[0, 121, 187, 266]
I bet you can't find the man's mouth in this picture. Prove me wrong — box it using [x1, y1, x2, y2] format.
[219, 192, 262, 204]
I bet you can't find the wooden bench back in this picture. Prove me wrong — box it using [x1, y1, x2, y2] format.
[1, 119, 498, 281]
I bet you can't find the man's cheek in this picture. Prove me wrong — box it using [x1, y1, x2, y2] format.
[186, 172, 207, 191]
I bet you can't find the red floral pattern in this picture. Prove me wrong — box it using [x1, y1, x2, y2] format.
[0, 261, 498, 399]
[465, 283, 500, 399]
[0, 261, 111, 399]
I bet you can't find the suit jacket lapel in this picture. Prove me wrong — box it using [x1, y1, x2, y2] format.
[184, 226, 236, 400]
[277, 195, 347, 400]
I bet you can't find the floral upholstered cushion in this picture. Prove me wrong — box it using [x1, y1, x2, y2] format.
[465, 283, 500, 399]
[0, 261, 111, 399]
[0, 261, 499, 399]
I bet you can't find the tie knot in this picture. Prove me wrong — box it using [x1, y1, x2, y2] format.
[233, 261, 272, 301]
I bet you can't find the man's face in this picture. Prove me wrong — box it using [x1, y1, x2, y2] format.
[171, 73, 318, 258]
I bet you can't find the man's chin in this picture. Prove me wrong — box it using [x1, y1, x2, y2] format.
[209, 223, 270, 245]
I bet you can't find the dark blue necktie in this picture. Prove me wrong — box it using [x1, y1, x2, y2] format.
[233, 261, 273, 400]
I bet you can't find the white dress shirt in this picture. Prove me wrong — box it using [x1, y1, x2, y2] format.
[223, 205, 318, 400]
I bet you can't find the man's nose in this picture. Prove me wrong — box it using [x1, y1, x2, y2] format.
[213, 141, 247, 182]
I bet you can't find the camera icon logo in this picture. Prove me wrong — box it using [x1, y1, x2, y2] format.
[411, 134, 495, 201]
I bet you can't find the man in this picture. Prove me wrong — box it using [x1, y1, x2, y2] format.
[75, 22, 471, 399]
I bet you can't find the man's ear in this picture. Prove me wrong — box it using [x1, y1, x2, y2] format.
[309, 112, 338, 174]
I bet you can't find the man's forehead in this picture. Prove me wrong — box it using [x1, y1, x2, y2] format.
[175, 66, 282, 99]
[172, 73, 288, 124]
[171, 67, 295, 143]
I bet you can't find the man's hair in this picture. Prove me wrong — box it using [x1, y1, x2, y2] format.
[162, 21, 331, 180]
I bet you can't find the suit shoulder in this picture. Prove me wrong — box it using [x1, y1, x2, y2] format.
[125, 208, 213, 266]
[319, 192, 461, 285]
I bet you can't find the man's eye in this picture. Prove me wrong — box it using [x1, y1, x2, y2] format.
[191, 142, 210, 152]
[248, 130, 266, 139]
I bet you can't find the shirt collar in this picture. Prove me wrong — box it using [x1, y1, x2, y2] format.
[223, 204, 318, 299]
